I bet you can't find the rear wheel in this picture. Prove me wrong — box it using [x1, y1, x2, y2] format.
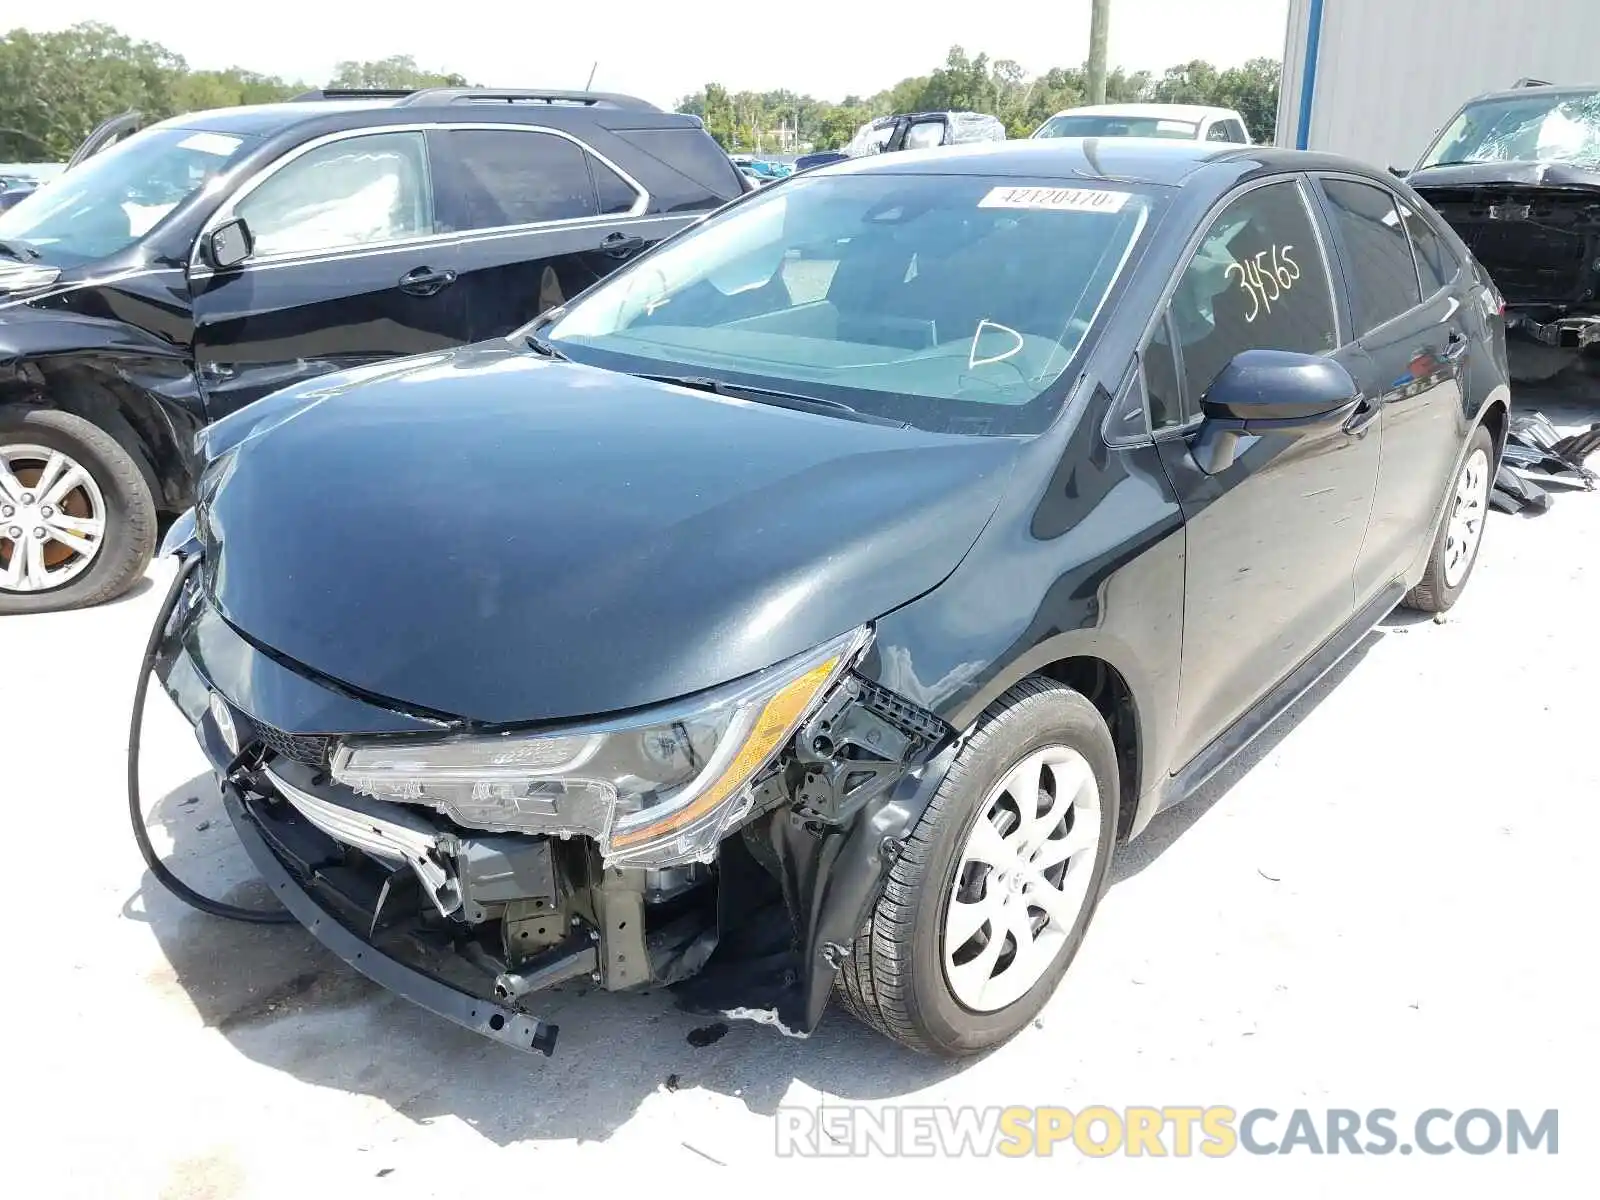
[0, 405, 155, 614]
[1404, 424, 1494, 613]
[835, 678, 1118, 1056]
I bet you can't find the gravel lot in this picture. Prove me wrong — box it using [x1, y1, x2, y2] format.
[5, 388, 1596, 1196]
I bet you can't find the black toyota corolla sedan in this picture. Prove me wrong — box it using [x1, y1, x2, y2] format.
[149, 138, 1508, 1058]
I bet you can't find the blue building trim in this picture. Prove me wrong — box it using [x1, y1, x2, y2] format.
[1294, 0, 1327, 149]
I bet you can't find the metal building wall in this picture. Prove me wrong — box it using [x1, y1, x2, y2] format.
[1277, 0, 1600, 169]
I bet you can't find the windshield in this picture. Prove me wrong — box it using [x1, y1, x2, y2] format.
[1418, 90, 1600, 168]
[0, 126, 256, 264]
[1035, 114, 1198, 140]
[546, 172, 1157, 436]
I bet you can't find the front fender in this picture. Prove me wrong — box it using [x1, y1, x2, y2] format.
[0, 307, 203, 508]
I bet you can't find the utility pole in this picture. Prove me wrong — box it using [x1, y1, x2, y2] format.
[1087, 0, 1110, 104]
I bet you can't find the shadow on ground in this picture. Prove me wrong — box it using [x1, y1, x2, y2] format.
[132, 773, 962, 1147]
[1112, 627, 1382, 881]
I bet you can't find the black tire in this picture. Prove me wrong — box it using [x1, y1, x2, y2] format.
[0, 404, 156, 615]
[1404, 423, 1495, 614]
[836, 677, 1118, 1057]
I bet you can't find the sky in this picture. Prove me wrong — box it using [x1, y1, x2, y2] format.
[15, 0, 1293, 109]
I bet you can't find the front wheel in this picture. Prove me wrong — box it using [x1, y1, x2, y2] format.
[835, 678, 1118, 1056]
[1403, 424, 1494, 613]
[0, 405, 156, 614]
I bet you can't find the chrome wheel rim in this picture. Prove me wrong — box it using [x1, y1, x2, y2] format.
[1443, 447, 1489, 589]
[0, 443, 107, 594]
[942, 745, 1102, 1013]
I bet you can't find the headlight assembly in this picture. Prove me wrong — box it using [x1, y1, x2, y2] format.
[329, 626, 870, 868]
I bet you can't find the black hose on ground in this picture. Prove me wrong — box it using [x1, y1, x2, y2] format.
[128, 553, 294, 924]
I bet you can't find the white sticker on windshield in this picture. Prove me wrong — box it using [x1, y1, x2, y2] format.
[978, 185, 1130, 213]
[177, 132, 243, 157]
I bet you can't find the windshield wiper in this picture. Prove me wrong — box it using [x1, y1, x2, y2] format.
[524, 329, 569, 361]
[0, 238, 40, 261]
[633, 373, 909, 428]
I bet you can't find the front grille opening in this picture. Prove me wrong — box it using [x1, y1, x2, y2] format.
[244, 717, 331, 767]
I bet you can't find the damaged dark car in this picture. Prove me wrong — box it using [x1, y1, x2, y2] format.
[146, 140, 1508, 1059]
[1407, 83, 1600, 379]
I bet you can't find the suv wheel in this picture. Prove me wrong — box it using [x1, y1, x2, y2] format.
[0, 405, 156, 614]
[836, 678, 1118, 1056]
[1404, 424, 1494, 613]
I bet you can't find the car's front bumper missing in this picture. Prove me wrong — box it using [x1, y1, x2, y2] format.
[152, 582, 954, 1054]
[221, 782, 571, 1056]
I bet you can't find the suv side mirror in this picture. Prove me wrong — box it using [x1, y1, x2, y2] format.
[1191, 349, 1361, 474]
[1388, 165, 1409, 178]
[204, 218, 254, 270]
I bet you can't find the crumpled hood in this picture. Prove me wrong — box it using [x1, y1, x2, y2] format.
[199, 342, 1020, 725]
[1408, 160, 1600, 192]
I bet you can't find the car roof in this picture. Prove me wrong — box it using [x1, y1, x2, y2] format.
[151, 100, 397, 136]
[811, 138, 1390, 190]
[149, 91, 677, 139]
[1463, 82, 1600, 105]
[1045, 103, 1241, 124]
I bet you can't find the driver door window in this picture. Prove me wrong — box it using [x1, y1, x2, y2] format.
[234, 131, 434, 258]
[1165, 179, 1338, 416]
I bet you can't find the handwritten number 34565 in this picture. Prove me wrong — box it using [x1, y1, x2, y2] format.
[1224, 245, 1301, 323]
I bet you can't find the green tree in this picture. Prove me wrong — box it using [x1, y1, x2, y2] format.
[675, 47, 1283, 156]
[811, 103, 872, 151]
[1213, 57, 1281, 141]
[327, 55, 467, 90]
[0, 22, 184, 158]
[0, 22, 316, 160]
[1147, 59, 1223, 106]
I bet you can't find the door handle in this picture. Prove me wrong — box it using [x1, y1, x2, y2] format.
[1442, 330, 1469, 362]
[601, 232, 645, 257]
[398, 266, 458, 297]
[1342, 394, 1380, 437]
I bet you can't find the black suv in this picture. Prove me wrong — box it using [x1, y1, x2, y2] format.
[0, 88, 745, 613]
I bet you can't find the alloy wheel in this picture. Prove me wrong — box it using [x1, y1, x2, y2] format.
[942, 745, 1103, 1013]
[0, 443, 108, 593]
[1443, 447, 1489, 589]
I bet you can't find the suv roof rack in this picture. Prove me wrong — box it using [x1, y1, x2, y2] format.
[290, 88, 417, 101]
[290, 87, 659, 111]
[1512, 77, 1552, 88]
[399, 88, 659, 111]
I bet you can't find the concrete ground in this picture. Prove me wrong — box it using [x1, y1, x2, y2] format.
[5, 391, 1597, 1196]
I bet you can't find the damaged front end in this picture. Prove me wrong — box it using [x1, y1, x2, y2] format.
[152, 568, 955, 1055]
[1412, 165, 1600, 366]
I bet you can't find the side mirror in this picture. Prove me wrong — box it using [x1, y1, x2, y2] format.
[1388, 165, 1409, 178]
[1191, 349, 1361, 474]
[204, 218, 253, 270]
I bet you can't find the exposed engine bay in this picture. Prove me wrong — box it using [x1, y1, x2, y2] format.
[1417, 182, 1600, 354]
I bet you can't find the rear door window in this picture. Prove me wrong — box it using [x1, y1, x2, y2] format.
[590, 157, 641, 215]
[1319, 178, 1424, 334]
[1398, 199, 1459, 295]
[446, 129, 600, 229]
[1166, 179, 1340, 409]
